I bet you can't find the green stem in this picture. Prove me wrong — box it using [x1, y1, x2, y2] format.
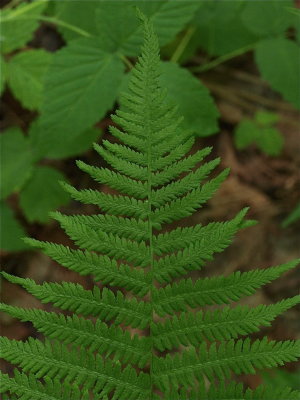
[190, 42, 257, 73]
[1, 0, 42, 18]
[170, 26, 196, 63]
[0, 13, 92, 38]
[119, 54, 134, 70]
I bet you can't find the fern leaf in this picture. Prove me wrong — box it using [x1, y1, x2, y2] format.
[153, 337, 300, 391]
[1, 11, 299, 400]
[62, 182, 148, 218]
[51, 211, 149, 241]
[152, 169, 229, 226]
[154, 208, 248, 282]
[76, 160, 148, 198]
[2, 273, 150, 328]
[151, 158, 220, 207]
[51, 213, 150, 266]
[0, 303, 150, 368]
[0, 370, 90, 400]
[159, 381, 300, 400]
[153, 260, 299, 315]
[24, 239, 150, 296]
[0, 337, 150, 400]
[152, 296, 300, 351]
[93, 143, 148, 179]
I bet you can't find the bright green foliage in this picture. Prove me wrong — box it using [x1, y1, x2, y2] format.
[0, 1, 47, 54]
[256, 38, 300, 109]
[234, 111, 284, 156]
[241, 0, 294, 36]
[7, 49, 52, 110]
[159, 62, 219, 136]
[1, 14, 300, 400]
[0, 127, 33, 199]
[0, 54, 6, 95]
[282, 202, 300, 228]
[19, 166, 69, 223]
[0, 202, 29, 251]
[38, 39, 124, 147]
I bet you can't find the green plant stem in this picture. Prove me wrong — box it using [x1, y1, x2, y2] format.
[119, 54, 134, 70]
[170, 26, 196, 63]
[190, 43, 257, 73]
[1, 0, 42, 18]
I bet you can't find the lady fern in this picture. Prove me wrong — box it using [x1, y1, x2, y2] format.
[1, 12, 300, 400]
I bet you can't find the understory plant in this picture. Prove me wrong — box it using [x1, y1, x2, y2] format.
[1, 13, 300, 400]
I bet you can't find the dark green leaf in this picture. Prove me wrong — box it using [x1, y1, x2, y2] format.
[159, 62, 219, 136]
[54, 1, 98, 41]
[282, 202, 300, 228]
[0, 202, 28, 252]
[193, 2, 258, 56]
[0, 55, 7, 95]
[29, 119, 102, 160]
[255, 111, 280, 126]
[0, 1, 47, 54]
[7, 49, 52, 111]
[19, 166, 69, 223]
[38, 38, 124, 150]
[255, 38, 300, 109]
[242, 0, 294, 36]
[96, 1, 200, 56]
[0, 127, 33, 199]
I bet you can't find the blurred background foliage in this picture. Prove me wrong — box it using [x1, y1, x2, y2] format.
[0, 0, 300, 389]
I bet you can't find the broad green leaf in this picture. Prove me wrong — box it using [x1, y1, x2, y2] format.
[242, 0, 294, 36]
[255, 38, 300, 109]
[0, 1, 47, 54]
[234, 120, 258, 150]
[54, 1, 98, 41]
[159, 62, 219, 136]
[7, 49, 52, 111]
[193, 2, 258, 56]
[38, 38, 124, 149]
[0, 55, 7, 95]
[29, 119, 102, 160]
[19, 166, 69, 223]
[234, 119, 283, 156]
[0, 202, 28, 251]
[255, 111, 279, 126]
[282, 202, 300, 228]
[96, 1, 200, 56]
[0, 127, 33, 199]
[256, 127, 284, 156]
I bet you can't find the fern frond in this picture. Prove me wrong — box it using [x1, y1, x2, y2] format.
[24, 239, 150, 296]
[51, 211, 149, 241]
[76, 160, 148, 198]
[62, 182, 149, 219]
[151, 158, 220, 207]
[50, 213, 150, 266]
[152, 169, 229, 226]
[152, 296, 300, 351]
[2, 273, 150, 328]
[0, 303, 150, 368]
[1, 11, 299, 399]
[153, 210, 246, 254]
[154, 208, 247, 282]
[153, 260, 299, 315]
[93, 143, 148, 179]
[150, 147, 212, 187]
[159, 381, 300, 400]
[153, 337, 300, 391]
[0, 371, 90, 400]
[0, 338, 150, 400]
